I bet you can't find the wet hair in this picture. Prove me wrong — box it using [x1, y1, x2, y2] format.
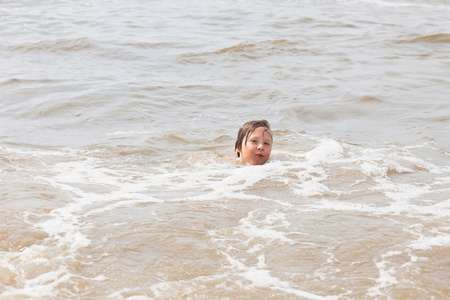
[235, 120, 272, 157]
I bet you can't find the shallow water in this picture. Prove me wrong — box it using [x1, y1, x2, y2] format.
[1, 0, 450, 299]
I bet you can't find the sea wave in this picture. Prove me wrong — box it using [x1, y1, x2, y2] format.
[1, 37, 98, 53]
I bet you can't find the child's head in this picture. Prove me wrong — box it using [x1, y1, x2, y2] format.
[235, 120, 273, 165]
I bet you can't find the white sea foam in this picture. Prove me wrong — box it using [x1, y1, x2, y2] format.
[407, 227, 450, 250]
[305, 139, 345, 164]
[239, 210, 294, 245]
[221, 250, 330, 300]
[368, 251, 402, 297]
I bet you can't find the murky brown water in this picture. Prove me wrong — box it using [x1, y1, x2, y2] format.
[1, 0, 450, 299]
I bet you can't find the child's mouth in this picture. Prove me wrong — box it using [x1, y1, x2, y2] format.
[256, 153, 263, 158]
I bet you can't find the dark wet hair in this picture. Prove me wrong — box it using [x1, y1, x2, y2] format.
[235, 120, 272, 157]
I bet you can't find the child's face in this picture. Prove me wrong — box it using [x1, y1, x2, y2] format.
[238, 127, 272, 165]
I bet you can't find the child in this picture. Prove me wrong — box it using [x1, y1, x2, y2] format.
[235, 120, 273, 165]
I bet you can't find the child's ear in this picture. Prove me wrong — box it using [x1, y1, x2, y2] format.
[236, 147, 242, 157]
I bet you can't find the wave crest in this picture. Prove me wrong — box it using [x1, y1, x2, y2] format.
[2, 37, 97, 53]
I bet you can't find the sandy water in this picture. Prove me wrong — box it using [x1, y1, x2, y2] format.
[1, 0, 450, 299]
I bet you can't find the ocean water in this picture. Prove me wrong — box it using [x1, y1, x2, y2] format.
[1, 0, 449, 298]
